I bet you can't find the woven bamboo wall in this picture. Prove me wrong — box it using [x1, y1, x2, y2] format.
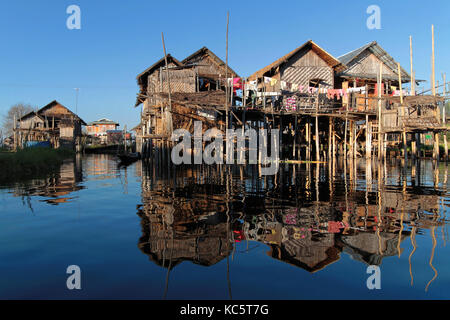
[146, 68, 196, 106]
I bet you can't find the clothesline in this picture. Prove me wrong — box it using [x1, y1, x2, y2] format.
[227, 77, 415, 97]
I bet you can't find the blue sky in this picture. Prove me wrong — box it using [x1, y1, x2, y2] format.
[0, 0, 449, 130]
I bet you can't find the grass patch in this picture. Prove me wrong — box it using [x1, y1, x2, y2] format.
[0, 147, 75, 182]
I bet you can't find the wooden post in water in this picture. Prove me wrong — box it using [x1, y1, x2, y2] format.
[416, 132, 422, 159]
[348, 120, 355, 158]
[328, 117, 332, 161]
[443, 73, 448, 162]
[332, 121, 336, 159]
[293, 114, 297, 160]
[306, 121, 311, 161]
[432, 131, 438, 160]
[366, 114, 371, 159]
[344, 99, 348, 159]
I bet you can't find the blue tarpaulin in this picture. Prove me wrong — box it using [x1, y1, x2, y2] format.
[25, 141, 51, 148]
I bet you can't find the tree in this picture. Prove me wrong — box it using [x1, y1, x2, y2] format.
[1, 103, 35, 137]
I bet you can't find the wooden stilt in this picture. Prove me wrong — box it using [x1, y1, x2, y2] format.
[365, 114, 371, 158]
[332, 119, 336, 160]
[306, 121, 311, 161]
[417, 133, 422, 159]
[344, 116, 348, 158]
[315, 115, 319, 162]
[403, 130, 408, 163]
[315, 88, 320, 162]
[328, 117, 332, 161]
[444, 130, 448, 162]
[349, 121, 354, 158]
[433, 131, 440, 160]
[293, 115, 297, 160]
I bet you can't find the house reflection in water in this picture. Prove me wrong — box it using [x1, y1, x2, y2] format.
[137, 166, 235, 269]
[136, 160, 447, 283]
[11, 155, 84, 205]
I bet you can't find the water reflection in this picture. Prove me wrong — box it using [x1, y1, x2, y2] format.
[1, 154, 448, 298]
[137, 159, 448, 292]
[6, 155, 84, 207]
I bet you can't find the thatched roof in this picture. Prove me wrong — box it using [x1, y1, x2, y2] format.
[18, 100, 86, 125]
[136, 54, 184, 86]
[182, 46, 239, 78]
[387, 95, 444, 106]
[249, 40, 345, 80]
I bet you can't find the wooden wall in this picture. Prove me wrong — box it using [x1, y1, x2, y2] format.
[280, 48, 334, 89]
[343, 51, 397, 79]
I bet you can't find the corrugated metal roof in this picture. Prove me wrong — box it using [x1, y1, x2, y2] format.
[87, 118, 119, 126]
[337, 41, 411, 80]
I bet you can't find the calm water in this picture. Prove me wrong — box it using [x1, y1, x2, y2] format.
[0, 154, 449, 299]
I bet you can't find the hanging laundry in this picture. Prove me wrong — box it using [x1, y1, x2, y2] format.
[232, 77, 242, 93]
[264, 76, 271, 84]
[374, 83, 384, 95]
[246, 80, 257, 91]
[291, 83, 298, 91]
[281, 81, 287, 90]
[286, 96, 297, 111]
[347, 86, 366, 94]
[270, 78, 277, 86]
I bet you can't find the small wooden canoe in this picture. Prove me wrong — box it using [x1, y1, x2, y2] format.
[117, 152, 140, 164]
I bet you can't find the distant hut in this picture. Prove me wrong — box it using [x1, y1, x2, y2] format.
[15, 100, 86, 150]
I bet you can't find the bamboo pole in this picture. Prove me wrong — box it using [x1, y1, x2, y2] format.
[378, 63, 383, 159]
[225, 12, 229, 130]
[161, 33, 172, 113]
[432, 24, 436, 96]
[315, 86, 320, 161]
[398, 62, 403, 105]
[410, 36, 415, 95]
